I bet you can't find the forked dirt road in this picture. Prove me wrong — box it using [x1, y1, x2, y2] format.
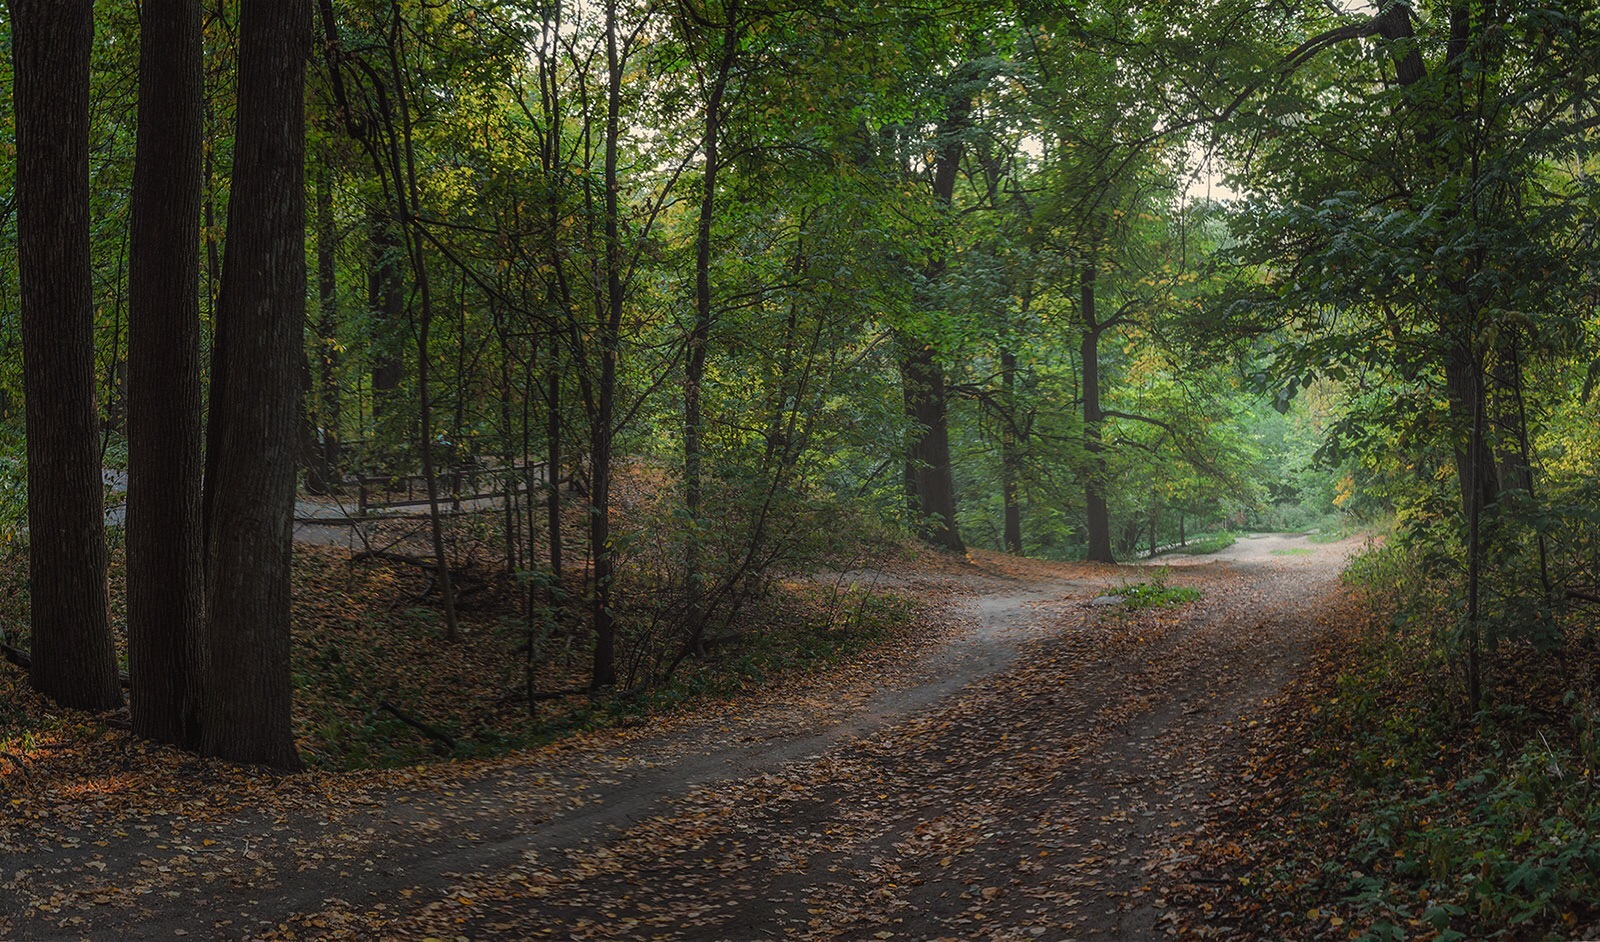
[2, 534, 1355, 940]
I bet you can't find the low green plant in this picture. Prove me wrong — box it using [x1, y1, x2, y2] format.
[1261, 539, 1600, 940]
[1117, 567, 1201, 610]
[1173, 532, 1237, 555]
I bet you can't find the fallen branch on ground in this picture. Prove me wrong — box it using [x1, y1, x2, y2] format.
[374, 699, 457, 753]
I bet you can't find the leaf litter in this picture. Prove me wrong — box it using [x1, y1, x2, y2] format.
[2, 536, 1358, 940]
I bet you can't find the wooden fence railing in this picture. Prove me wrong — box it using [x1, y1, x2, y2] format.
[353, 462, 550, 516]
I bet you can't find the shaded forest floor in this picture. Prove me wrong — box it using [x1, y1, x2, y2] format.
[2, 533, 1360, 940]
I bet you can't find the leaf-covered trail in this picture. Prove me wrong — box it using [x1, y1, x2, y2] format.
[2, 536, 1354, 940]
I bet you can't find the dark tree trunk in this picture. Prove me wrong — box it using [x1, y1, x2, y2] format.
[683, 11, 737, 637]
[901, 343, 965, 552]
[1000, 348, 1023, 555]
[899, 71, 973, 554]
[1445, 338, 1499, 519]
[547, 364, 563, 580]
[127, 0, 207, 746]
[199, 0, 310, 770]
[1080, 264, 1115, 564]
[590, 0, 625, 690]
[896, 73, 966, 553]
[314, 155, 342, 478]
[8, 0, 122, 712]
[368, 205, 405, 425]
[383, 6, 461, 645]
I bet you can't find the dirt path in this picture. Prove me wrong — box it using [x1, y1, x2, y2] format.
[2, 536, 1354, 941]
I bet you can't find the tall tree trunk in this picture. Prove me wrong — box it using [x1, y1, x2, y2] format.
[200, 0, 310, 770]
[547, 363, 563, 581]
[1000, 349, 1023, 555]
[315, 155, 342, 477]
[589, 0, 626, 690]
[899, 68, 973, 554]
[368, 205, 405, 430]
[8, 0, 122, 712]
[383, 2, 461, 644]
[682, 4, 740, 647]
[127, 0, 206, 746]
[1081, 264, 1114, 564]
[1445, 337, 1499, 520]
[901, 343, 965, 552]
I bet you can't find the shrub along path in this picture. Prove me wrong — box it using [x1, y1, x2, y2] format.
[1, 536, 1354, 940]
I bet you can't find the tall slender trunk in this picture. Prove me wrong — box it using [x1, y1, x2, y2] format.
[589, 0, 625, 690]
[1506, 336, 1552, 604]
[127, 0, 207, 746]
[1445, 337, 1499, 524]
[368, 206, 405, 428]
[385, 3, 460, 643]
[500, 343, 519, 576]
[535, 8, 566, 590]
[1000, 349, 1022, 554]
[200, 0, 310, 770]
[1463, 348, 1486, 711]
[315, 155, 342, 475]
[683, 7, 739, 644]
[547, 363, 563, 581]
[1081, 264, 1114, 564]
[8, 0, 123, 712]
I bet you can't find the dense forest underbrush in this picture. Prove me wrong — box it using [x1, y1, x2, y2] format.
[0, 474, 930, 774]
[1180, 537, 1600, 942]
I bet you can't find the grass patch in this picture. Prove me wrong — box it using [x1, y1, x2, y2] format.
[1271, 547, 1313, 557]
[1116, 567, 1202, 610]
[1171, 532, 1237, 555]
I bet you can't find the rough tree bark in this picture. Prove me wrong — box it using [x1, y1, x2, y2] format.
[901, 342, 964, 552]
[127, 0, 207, 745]
[1080, 263, 1115, 564]
[899, 69, 973, 554]
[200, 0, 310, 770]
[8, 0, 123, 712]
[1000, 349, 1023, 555]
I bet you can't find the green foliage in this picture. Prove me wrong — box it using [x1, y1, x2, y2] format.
[1116, 567, 1201, 610]
[1281, 541, 1600, 940]
[1172, 533, 1236, 555]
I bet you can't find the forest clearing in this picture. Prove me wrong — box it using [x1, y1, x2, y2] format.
[3, 0, 1600, 939]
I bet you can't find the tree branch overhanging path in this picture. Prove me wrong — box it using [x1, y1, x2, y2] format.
[2, 533, 1358, 940]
